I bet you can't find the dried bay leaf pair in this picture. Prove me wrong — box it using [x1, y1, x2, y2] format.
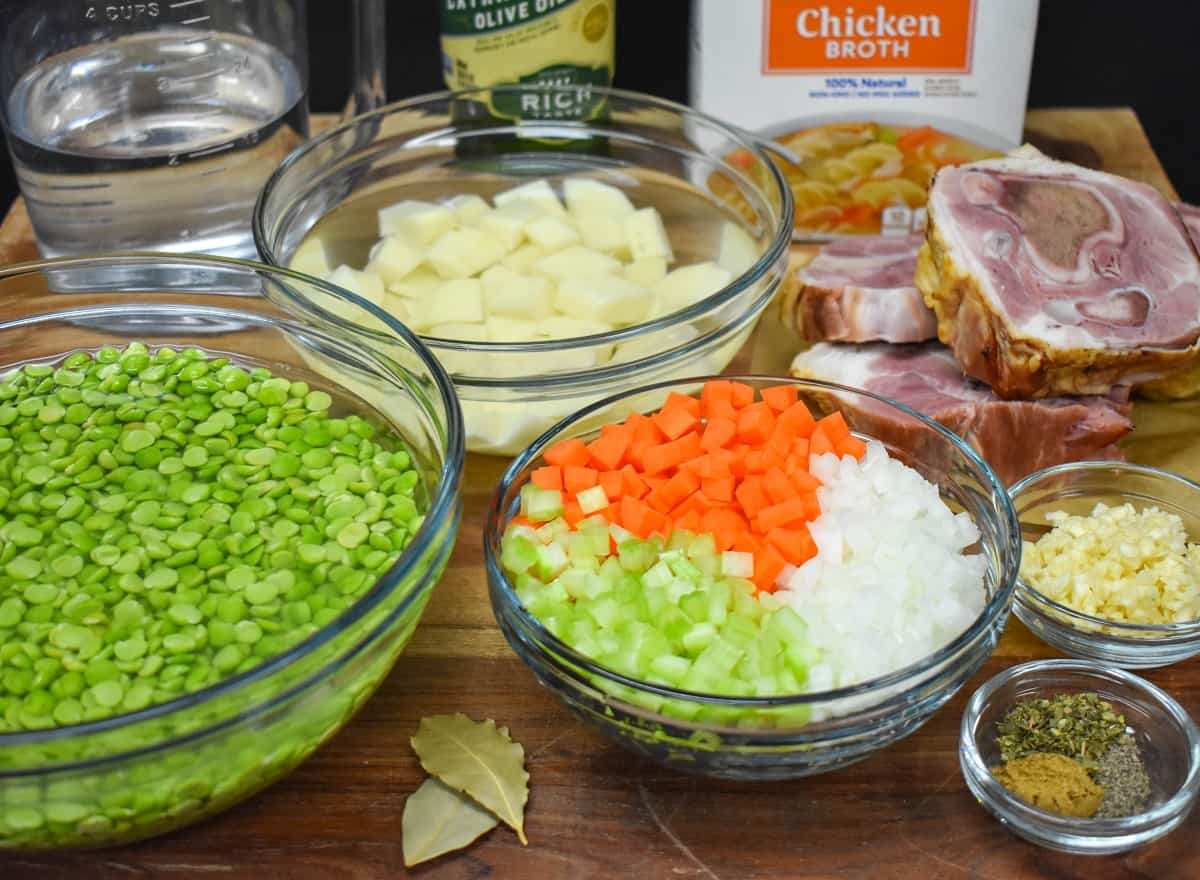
[402, 713, 530, 867]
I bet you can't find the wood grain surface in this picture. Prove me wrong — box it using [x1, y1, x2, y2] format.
[1, 109, 1197, 880]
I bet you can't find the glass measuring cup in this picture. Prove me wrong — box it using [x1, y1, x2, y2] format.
[0, 0, 385, 259]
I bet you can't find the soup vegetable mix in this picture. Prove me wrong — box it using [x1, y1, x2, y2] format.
[0, 344, 429, 842]
[499, 381, 987, 725]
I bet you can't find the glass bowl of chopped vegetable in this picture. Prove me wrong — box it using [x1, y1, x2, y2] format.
[254, 85, 793, 456]
[1008, 461, 1200, 669]
[0, 254, 463, 849]
[484, 375, 1021, 779]
[960, 659, 1200, 854]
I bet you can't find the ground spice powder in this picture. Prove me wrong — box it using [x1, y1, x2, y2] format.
[992, 752, 1105, 818]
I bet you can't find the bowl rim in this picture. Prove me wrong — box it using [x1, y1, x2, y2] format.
[959, 658, 1200, 835]
[253, 84, 796, 383]
[485, 373, 1022, 709]
[1009, 460, 1200, 637]
[0, 253, 465, 758]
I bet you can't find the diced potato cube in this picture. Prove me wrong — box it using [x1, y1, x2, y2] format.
[555, 275, 652, 325]
[289, 237, 331, 277]
[653, 262, 733, 315]
[576, 212, 629, 257]
[480, 263, 520, 293]
[483, 273, 553, 319]
[717, 222, 759, 275]
[446, 193, 490, 227]
[493, 179, 566, 217]
[379, 291, 415, 325]
[487, 316, 540, 342]
[624, 257, 668, 287]
[534, 245, 622, 282]
[325, 265, 386, 306]
[564, 177, 635, 218]
[378, 200, 455, 244]
[427, 228, 509, 279]
[540, 316, 614, 339]
[624, 207, 675, 261]
[525, 215, 581, 253]
[480, 201, 542, 252]
[387, 267, 442, 300]
[424, 278, 484, 325]
[501, 243, 545, 273]
[364, 232, 424, 284]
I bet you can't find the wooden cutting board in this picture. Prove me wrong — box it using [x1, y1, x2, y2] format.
[3, 109, 1199, 880]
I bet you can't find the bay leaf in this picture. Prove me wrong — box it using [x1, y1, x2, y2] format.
[402, 777, 499, 867]
[412, 713, 530, 844]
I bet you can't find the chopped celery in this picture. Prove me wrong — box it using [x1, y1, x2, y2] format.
[520, 483, 565, 522]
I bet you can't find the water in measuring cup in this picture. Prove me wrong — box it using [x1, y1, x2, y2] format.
[4, 30, 308, 258]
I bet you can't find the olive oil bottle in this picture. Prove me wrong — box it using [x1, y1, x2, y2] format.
[440, 0, 616, 155]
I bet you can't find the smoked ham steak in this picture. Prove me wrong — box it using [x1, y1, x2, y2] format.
[782, 235, 937, 344]
[1177, 202, 1200, 250]
[790, 342, 1133, 484]
[917, 154, 1200, 399]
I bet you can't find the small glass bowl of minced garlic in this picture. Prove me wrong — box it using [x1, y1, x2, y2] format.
[959, 659, 1200, 854]
[1008, 461, 1200, 669]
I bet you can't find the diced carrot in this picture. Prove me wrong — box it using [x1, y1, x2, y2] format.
[563, 466, 599, 494]
[789, 468, 821, 494]
[736, 402, 776, 445]
[620, 496, 654, 537]
[700, 416, 737, 452]
[641, 445, 674, 477]
[661, 469, 701, 508]
[763, 467, 795, 505]
[732, 531, 763, 555]
[701, 508, 748, 551]
[685, 453, 732, 480]
[701, 475, 734, 503]
[672, 431, 703, 465]
[544, 437, 590, 467]
[587, 431, 630, 471]
[809, 427, 835, 458]
[760, 445, 786, 471]
[669, 492, 713, 521]
[621, 465, 649, 499]
[562, 499, 585, 526]
[761, 384, 799, 412]
[644, 489, 674, 514]
[743, 449, 768, 474]
[766, 526, 818, 566]
[653, 399, 700, 441]
[735, 475, 771, 517]
[792, 437, 810, 459]
[816, 411, 851, 446]
[777, 401, 816, 438]
[838, 436, 868, 460]
[700, 380, 737, 421]
[531, 465, 563, 490]
[729, 382, 755, 408]
[601, 421, 633, 441]
[599, 470, 625, 501]
[753, 544, 788, 593]
[757, 496, 810, 531]
[673, 509, 703, 534]
[603, 502, 622, 524]
[801, 492, 821, 520]
[665, 391, 701, 418]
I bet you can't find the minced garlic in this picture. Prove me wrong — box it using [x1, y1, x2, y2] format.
[1021, 502, 1200, 625]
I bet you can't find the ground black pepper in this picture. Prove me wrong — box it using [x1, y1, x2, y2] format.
[1094, 741, 1152, 819]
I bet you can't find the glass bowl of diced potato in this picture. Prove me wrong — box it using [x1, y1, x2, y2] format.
[254, 85, 794, 455]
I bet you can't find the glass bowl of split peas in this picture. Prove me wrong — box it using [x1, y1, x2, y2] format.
[485, 375, 1021, 780]
[254, 85, 794, 456]
[0, 254, 463, 849]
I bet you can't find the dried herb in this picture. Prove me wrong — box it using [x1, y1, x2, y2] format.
[996, 692, 1129, 770]
[411, 713, 531, 844]
[1094, 741, 1152, 818]
[402, 778, 500, 867]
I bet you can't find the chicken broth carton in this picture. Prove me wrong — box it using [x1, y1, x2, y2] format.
[690, 0, 1039, 239]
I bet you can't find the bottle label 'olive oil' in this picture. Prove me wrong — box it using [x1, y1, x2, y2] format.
[441, 0, 616, 121]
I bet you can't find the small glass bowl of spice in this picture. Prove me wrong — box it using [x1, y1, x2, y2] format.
[1008, 461, 1200, 668]
[960, 659, 1200, 854]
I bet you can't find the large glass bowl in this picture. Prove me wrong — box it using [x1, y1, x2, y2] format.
[1009, 461, 1200, 668]
[485, 376, 1020, 779]
[254, 85, 793, 455]
[960, 660, 1200, 854]
[0, 255, 463, 849]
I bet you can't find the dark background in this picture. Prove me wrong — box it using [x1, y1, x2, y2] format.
[1, 1, 1196, 212]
